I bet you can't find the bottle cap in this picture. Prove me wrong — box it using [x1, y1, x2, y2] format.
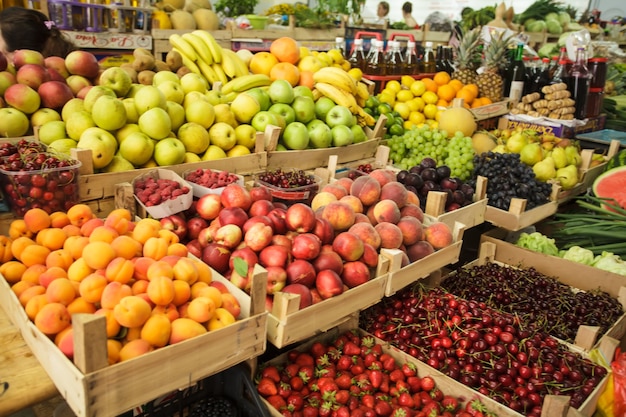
[407, 41, 415, 47]
[425, 41, 433, 47]
[336, 37, 344, 43]
[354, 38, 363, 45]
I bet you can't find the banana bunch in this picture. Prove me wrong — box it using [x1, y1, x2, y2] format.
[312, 67, 375, 127]
[168, 30, 249, 88]
[221, 74, 272, 95]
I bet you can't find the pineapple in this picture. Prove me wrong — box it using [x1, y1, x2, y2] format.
[452, 27, 482, 85]
[476, 31, 512, 102]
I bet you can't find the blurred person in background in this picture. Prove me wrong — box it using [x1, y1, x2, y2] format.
[374, 1, 389, 25]
[402, 2, 418, 28]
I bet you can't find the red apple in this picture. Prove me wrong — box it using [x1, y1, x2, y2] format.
[13, 49, 45, 69]
[186, 217, 208, 240]
[285, 203, 316, 233]
[220, 183, 252, 211]
[281, 284, 312, 309]
[202, 243, 231, 273]
[248, 199, 274, 217]
[244, 222, 273, 252]
[38, 80, 74, 110]
[160, 214, 187, 240]
[229, 267, 251, 291]
[291, 233, 321, 260]
[332, 231, 365, 262]
[341, 260, 370, 288]
[310, 288, 323, 304]
[259, 245, 291, 268]
[44, 56, 70, 78]
[197, 225, 214, 247]
[315, 270, 344, 299]
[218, 206, 248, 229]
[266, 266, 287, 294]
[243, 215, 273, 234]
[65, 50, 100, 79]
[312, 251, 344, 275]
[271, 234, 292, 250]
[196, 194, 222, 220]
[286, 259, 317, 288]
[265, 295, 274, 312]
[267, 208, 287, 235]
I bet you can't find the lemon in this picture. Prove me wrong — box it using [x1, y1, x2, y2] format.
[423, 103, 438, 120]
[409, 111, 425, 125]
[348, 68, 363, 82]
[422, 91, 438, 105]
[396, 90, 414, 103]
[410, 97, 425, 112]
[379, 92, 395, 106]
[401, 75, 415, 87]
[385, 80, 402, 94]
[393, 102, 410, 120]
[403, 120, 414, 130]
[410, 80, 426, 97]
[299, 46, 311, 59]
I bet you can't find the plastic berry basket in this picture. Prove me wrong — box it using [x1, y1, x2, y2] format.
[133, 168, 193, 219]
[0, 152, 81, 217]
[254, 168, 322, 205]
[183, 168, 245, 198]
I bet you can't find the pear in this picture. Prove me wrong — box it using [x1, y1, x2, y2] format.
[532, 156, 556, 182]
[520, 143, 544, 166]
[551, 147, 568, 169]
[556, 164, 579, 190]
[505, 132, 528, 153]
[564, 145, 582, 166]
[492, 144, 507, 153]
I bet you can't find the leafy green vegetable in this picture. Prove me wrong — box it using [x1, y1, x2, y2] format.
[561, 246, 594, 265]
[592, 252, 626, 276]
[515, 232, 560, 256]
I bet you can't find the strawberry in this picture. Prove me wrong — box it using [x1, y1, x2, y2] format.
[335, 405, 351, 417]
[278, 381, 292, 398]
[257, 377, 279, 396]
[335, 373, 354, 390]
[396, 391, 414, 408]
[406, 376, 422, 393]
[380, 353, 396, 371]
[367, 369, 383, 389]
[389, 369, 405, 383]
[420, 376, 435, 392]
[287, 393, 305, 411]
[335, 389, 351, 404]
[266, 394, 287, 410]
[373, 399, 393, 416]
[360, 394, 375, 409]
[441, 395, 459, 412]
[311, 341, 328, 358]
[260, 365, 281, 383]
[302, 405, 319, 417]
[343, 341, 361, 356]
[337, 355, 355, 371]
[290, 375, 305, 391]
[401, 362, 417, 378]
[285, 363, 301, 378]
[295, 353, 315, 367]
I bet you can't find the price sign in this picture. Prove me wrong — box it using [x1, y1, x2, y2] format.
[63, 31, 152, 50]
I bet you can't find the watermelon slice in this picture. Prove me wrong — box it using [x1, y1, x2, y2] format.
[592, 166, 626, 211]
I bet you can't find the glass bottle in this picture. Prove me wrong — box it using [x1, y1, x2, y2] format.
[335, 37, 345, 59]
[386, 41, 405, 75]
[503, 42, 526, 103]
[420, 41, 436, 74]
[365, 39, 386, 76]
[348, 38, 367, 72]
[528, 57, 551, 94]
[404, 41, 419, 75]
[436, 45, 446, 72]
[443, 46, 455, 74]
[567, 47, 592, 119]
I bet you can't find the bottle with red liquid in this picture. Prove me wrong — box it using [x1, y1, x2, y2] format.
[348, 38, 367, 72]
[365, 39, 386, 76]
[404, 41, 419, 75]
[567, 47, 592, 119]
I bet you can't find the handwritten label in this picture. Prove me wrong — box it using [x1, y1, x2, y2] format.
[63, 31, 152, 49]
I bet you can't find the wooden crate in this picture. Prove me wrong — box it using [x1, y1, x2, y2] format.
[423, 176, 488, 230]
[266, 258, 389, 348]
[479, 232, 626, 352]
[0, 265, 268, 417]
[380, 221, 465, 297]
[151, 29, 232, 59]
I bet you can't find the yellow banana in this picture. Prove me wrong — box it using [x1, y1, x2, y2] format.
[356, 81, 370, 100]
[169, 34, 197, 62]
[222, 49, 248, 78]
[221, 91, 238, 104]
[356, 95, 366, 108]
[220, 50, 238, 79]
[313, 67, 357, 95]
[197, 59, 218, 86]
[356, 108, 376, 127]
[212, 63, 229, 85]
[311, 88, 322, 101]
[181, 32, 213, 65]
[314, 82, 359, 113]
[174, 47, 202, 76]
[220, 74, 272, 95]
[192, 30, 222, 64]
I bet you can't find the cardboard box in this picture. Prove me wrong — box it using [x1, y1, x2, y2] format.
[470, 100, 511, 121]
[498, 115, 607, 139]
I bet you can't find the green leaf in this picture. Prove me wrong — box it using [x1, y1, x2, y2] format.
[233, 256, 249, 277]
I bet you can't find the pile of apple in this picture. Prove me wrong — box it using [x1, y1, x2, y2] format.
[160, 173, 454, 311]
[0, 205, 245, 365]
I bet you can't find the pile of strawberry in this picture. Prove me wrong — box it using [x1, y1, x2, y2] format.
[256, 330, 494, 417]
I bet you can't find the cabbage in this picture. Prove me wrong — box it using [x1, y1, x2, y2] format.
[545, 12, 560, 22]
[515, 232, 560, 256]
[592, 252, 626, 276]
[526, 20, 547, 32]
[558, 11, 571, 26]
[561, 246, 594, 265]
[538, 42, 558, 58]
[546, 19, 563, 34]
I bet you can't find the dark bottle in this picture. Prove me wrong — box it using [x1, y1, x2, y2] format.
[386, 40, 405, 75]
[436, 45, 446, 72]
[503, 42, 526, 103]
[348, 38, 367, 72]
[443, 46, 455, 74]
[335, 37, 345, 59]
[365, 39, 386, 76]
[551, 59, 570, 85]
[567, 47, 592, 119]
[404, 41, 419, 75]
[528, 57, 551, 94]
[420, 41, 436, 74]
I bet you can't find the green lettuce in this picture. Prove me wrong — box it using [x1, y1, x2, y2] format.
[515, 232, 560, 256]
[592, 252, 626, 276]
[561, 246, 595, 265]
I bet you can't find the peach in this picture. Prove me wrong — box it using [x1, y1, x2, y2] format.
[132, 218, 162, 244]
[105, 257, 135, 284]
[25, 293, 49, 320]
[45, 248, 74, 270]
[400, 203, 425, 222]
[113, 295, 152, 328]
[11, 280, 35, 298]
[147, 260, 175, 281]
[406, 190, 420, 206]
[321, 183, 348, 200]
[424, 222, 453, 249]
[119, 338, 153, 362]
[80, 217, 105, 237]
[95, 308, 122, 338]
[22, 264, 48, 285]
[167, 242, 188, 258]
[207, 307, 236, 331]
[67, 257, 95, 282]
[332, 231, 365, 262]
[100, 281, 133, 310]
[348, 222, 382, 249]
[321, 201, 356, 232]
[374, 222, 404, 249]
[23, 208, 51, 233]
[368, 169, 396, 187]
[34, 302, 71, 335]
[54, 326, 74, 359]
[140, 313, 171, 347]
[104, 208, 132, 235]
[36, 227, 67, 250]
[143, 236, 169, 260]
[372, 199, 401, 224]
[45, 277, 76, 305]
[9, 219, 33, 239]
[18, 284, 46, 307]
[147, 276, 175, 306]
[132, 256, 156, 281]
[132, 279, 149, 295]
[19, 244, 51, 267]
[82, 241, 116, 270]
[335, 177, 354, 194]
[406, 241, 435, 263]
[111, 235, 143, 260]
[67, 204, 95, 227]
[220, 293, 241, 319]
[186, 297, 216, 323]
[49, 211, 71, 228]
[220, 183, 252, 211]
[107, 339, 123, 365]
[380, 181, 409, 208]
[310, 191, 338, 212]
[396, 216, 424, 246]
[350, 175, 381, 207]
[0, 261, 28, 284]
[152, 303, 180, 321]
[63, 235, 90, 260]
[66, 297, 97, 315]
[339, 195, 364, 214]
[79, 273, 108, 303]
[172, 257, 199, 285]
[169, 317, 207, 344]
[88, 225, 119, 243]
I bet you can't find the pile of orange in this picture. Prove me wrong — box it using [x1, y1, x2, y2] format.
[419, 72, 493, 109]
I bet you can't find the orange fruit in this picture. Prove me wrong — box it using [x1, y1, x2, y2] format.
[436, 99, 449, 107]
[480, 97, 493, 105]
[249, 52, 279, 76]
[471, 97, 486, 108]
[269, 62, 300, 87]
[464, 83, 479, 98]
[433, 71, 451, 86]
[270, 37, 300, 64]
[299, 70, 314, 88]
[455, 88, 475, 105]
[422, 78, 438, 93]
[448, 79, 463, 92]
[437, 84, 456, 102]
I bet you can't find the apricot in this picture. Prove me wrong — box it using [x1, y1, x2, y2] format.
[82, 241, 116, 270]
[0, 261, 28, 284]
[143, 236, 169, 260]
[0, 235, 12, 263]
[167, 242, 188, 258]
[46, 277, 77, 305]
[79, 217, 105, 237]
[63, 235, 90, 260]
[67, 257, 95, 282]
[140, 313, 172, 347]
[39, 266, 69, 288]
[89, 225, 119, 243]
[132, 256, 156, 281]
[195, 286, 222, 309]
[34, 302, 71, 335]
[18, 285, 46, 307]
[113, 295, 152, 328]
[79, 273, 109, 303]
[45, 249, 74, 270]
[131, 279, 149, 295]
[49, 211, 71, 228]
[220, 292, 241, 319]
[8, 218, 33, 239]
[11, 280, 35, 298]
[207, 307, 236, 331]
[146, 260, 174, 281]
[111, 235, 143, 260]
[107, 339, 123, 365]
[152, 303, 179, 321]
[132, 218, 162, 245]
[36, 228, 67, 251]
[24, 208, 51, 234]
[95, 308, 122, 338]
[25, 294, 49, 320]
[194, 259, 212, 284]
[66, 297, 97, 315]
[147, 276, 175, 306]
[172, 257, 199, 285]
[186, 297, 216, 323]
[67, 204, 95, 227]
[22, 264, 48, 285]
[54, 326, 74, 359]
[62, 224, 82, 237]
[105, 257, 135, 284]
[119, 338, 153, 362]
[10, 236, 35, 261]
[157, 229, 180, 246]
[100, 281, 133, 310]
[19, 244, 51, 267]
[160, 255, 181, 267]
[104, 208, 132, 235]
[190, 281, 210, 299]
[169, 317, 207, 344]
[125, 326, 142, 342]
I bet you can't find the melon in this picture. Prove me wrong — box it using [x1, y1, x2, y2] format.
[193, 8, 219, 30]
[438, 107, 476, 138]
[592, 166, 626, 211]
[170, 9, 197, 30]
[471, 131, 497, 155]
[185, 0, 212, 12]
[162, 0, 185, 10]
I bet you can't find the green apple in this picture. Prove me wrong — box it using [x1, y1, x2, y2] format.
[119, 131, 155, 166]
[351, 124, 368, 144]
[331, 124, 354, 147]
[4, 83, 40, 114]
[180, 72, 208, 95]
[235, 123, 257, 150]
[315, 97, 336, 121]
[293, 85, 314, 100]
[213, 103, 238, 128]
[269, 103, 296, 126]
[231, 92, 260, 124]
[183, 91, 209, 108]
[77, 127, 118, 169]
[123, 98, 140, 124]
[153, 137, 186, 166]
[156, 80, 185, 104]
[152, 70, 180, 86]
[126, 84, 144, 98]
[101, 155, 135, 172]
[177, 122, 210, 154]
[92, 95, 127, 131]
[205, 90, 223, 106]
[292, 96, 316, 124]
[185, 100, 215, 129]
[138, 107, 172, 140]
[0, 107, 30, 137]
[116, 123, 141, 144]
[166, 101, 186, 132]
[246, 87, 271, 111]
[251, 110, 280, 133]
[30, 108, 61, 128]
[83, 85, 116, 113]
[48, 138, 78, 155]
[65, 74, 92, 96]
[326, 105, 354, 128]
[98, 66, 132, 97]
[134, 85, 167, 115]
[66, 110, 96, 141]
[282, 122, 309, 150]
[38, 120, 67, 145]
[184, 152, 202, 163]
[227, 145, 251, 157]
[202, 144, 227, 160]
[268, 79, 294, 104]
[61, 98, 85, 122]
[208, 122, 236, 151]
[275, 142, 288, 151]
[0, 71, 16, 96]
[307, 119, 332, 149]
